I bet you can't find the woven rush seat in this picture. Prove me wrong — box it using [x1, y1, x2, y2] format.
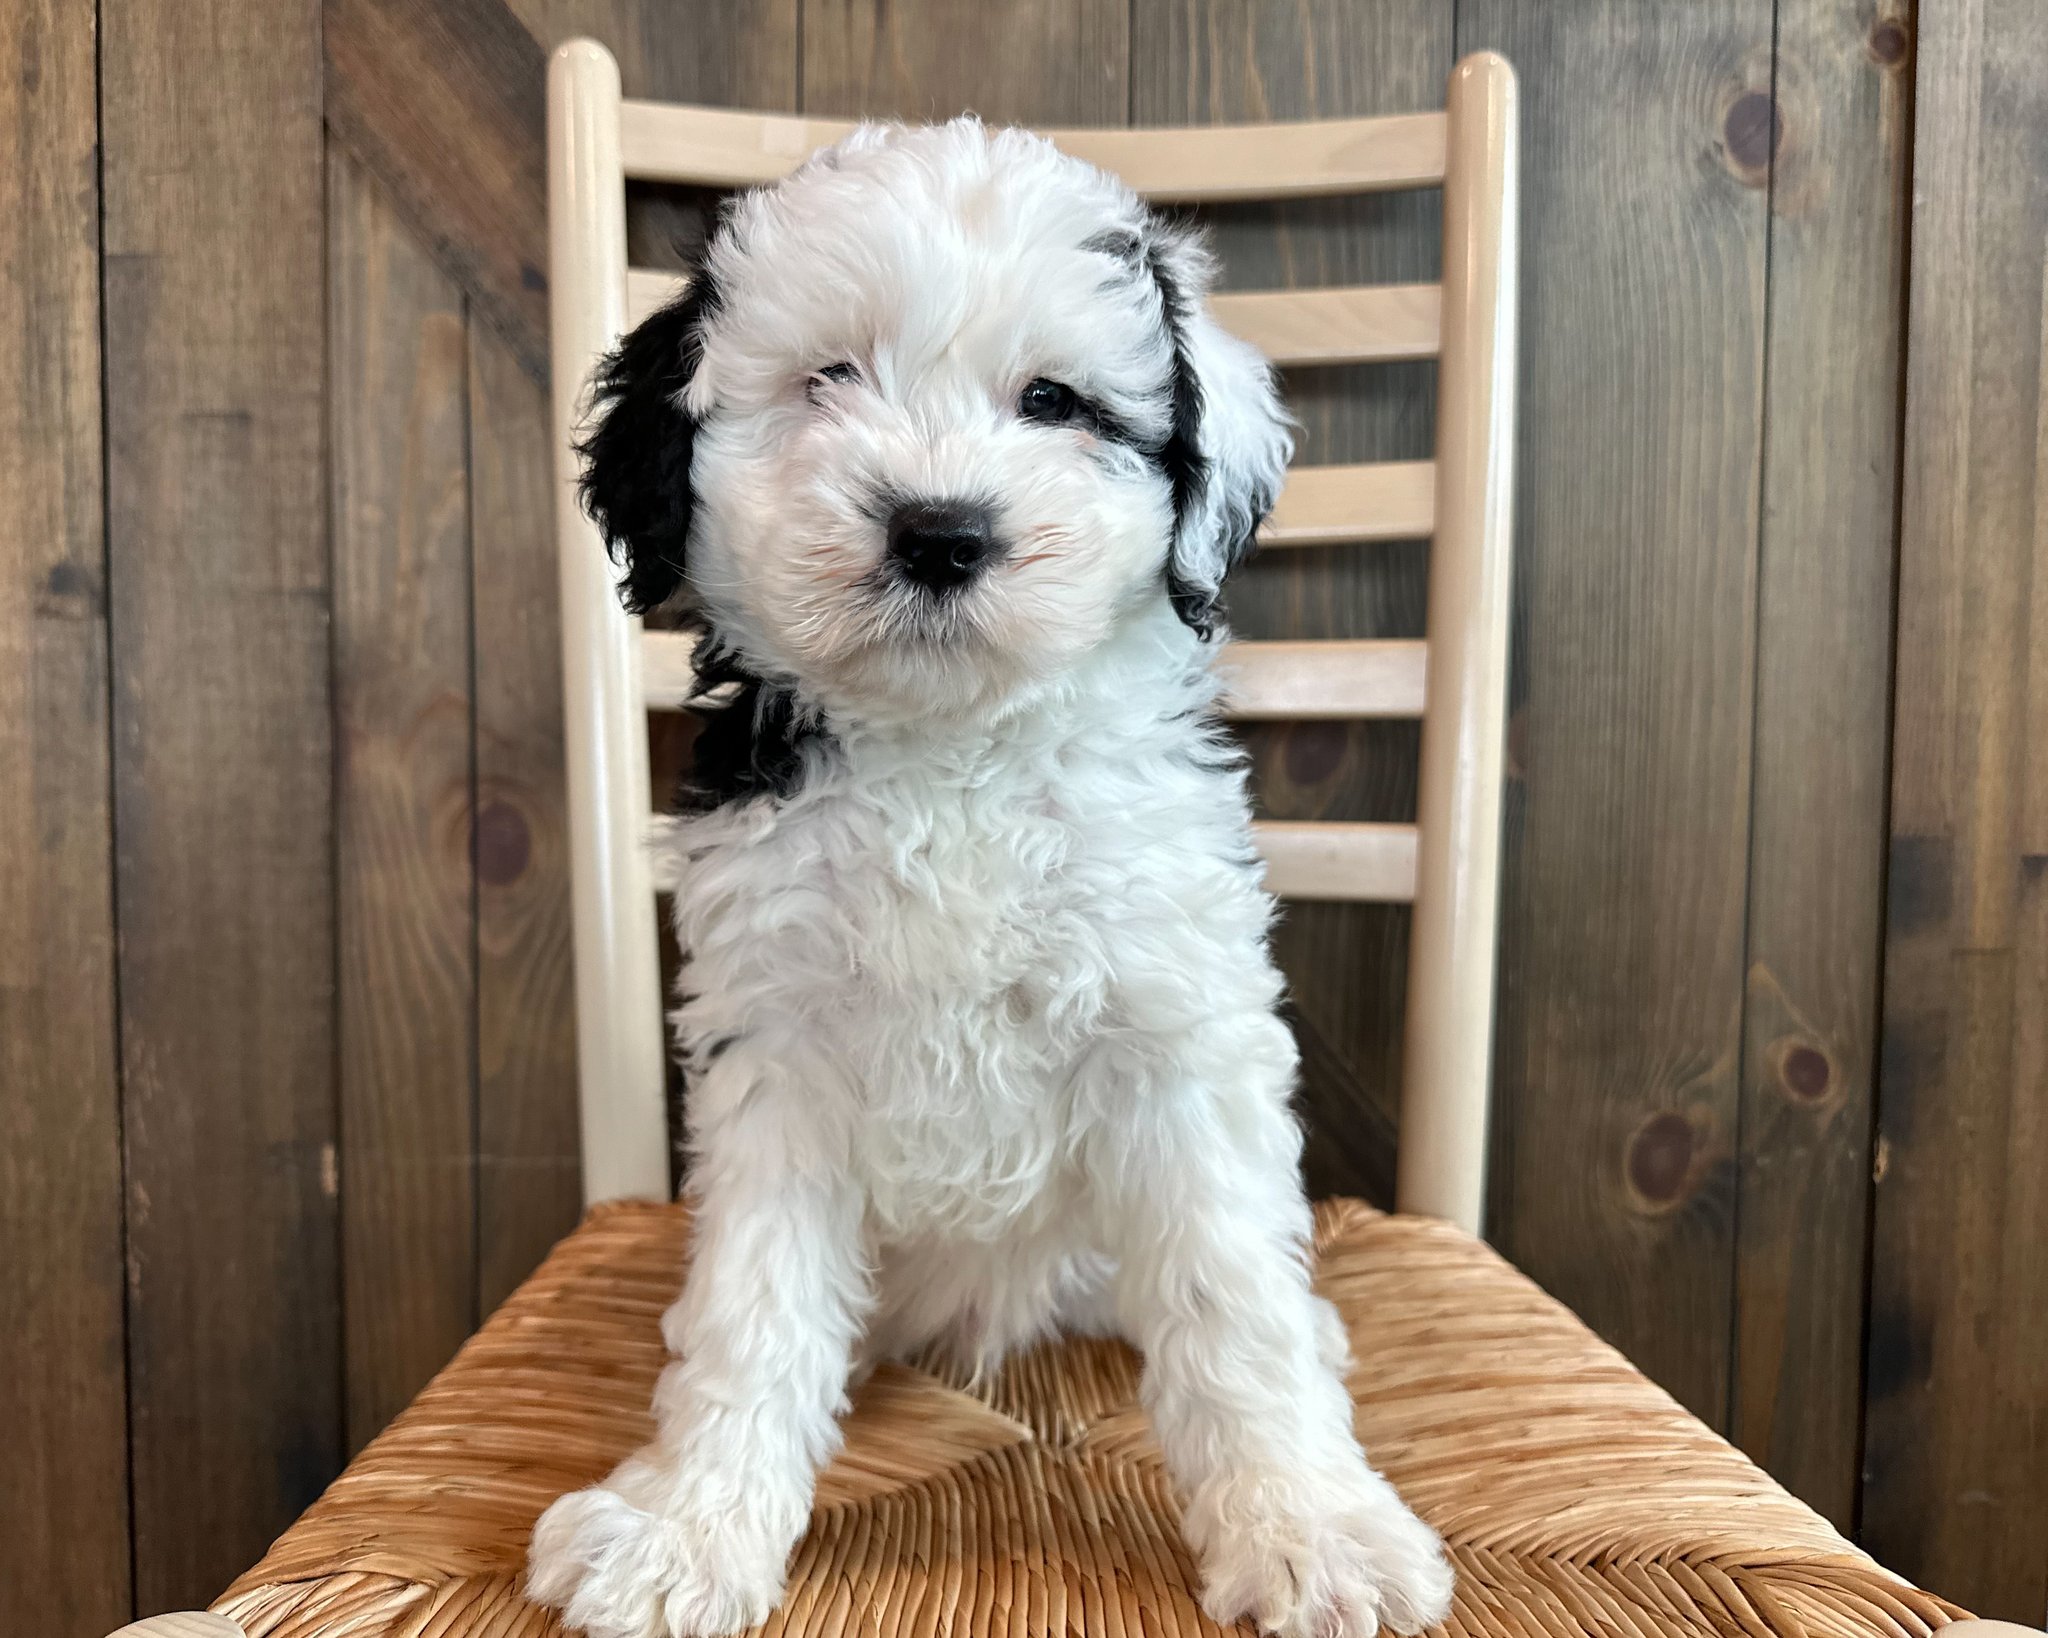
[212, 1199, 1958, 1638]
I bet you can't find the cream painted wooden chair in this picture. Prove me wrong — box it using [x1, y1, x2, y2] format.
[557, 45, 1517, 1237]
[121, 40, 2010, 1638]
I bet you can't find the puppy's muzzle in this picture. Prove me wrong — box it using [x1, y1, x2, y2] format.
[886, 499, 999, 594]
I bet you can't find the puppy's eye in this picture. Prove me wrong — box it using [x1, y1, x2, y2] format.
[807, 361, 860, 402]
[1018, 378, 1078, 424]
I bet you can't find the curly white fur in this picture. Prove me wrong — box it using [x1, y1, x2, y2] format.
[528, 117, 1453, 1638]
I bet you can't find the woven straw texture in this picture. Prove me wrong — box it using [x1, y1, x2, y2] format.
[214, 1200, 1961, 1638]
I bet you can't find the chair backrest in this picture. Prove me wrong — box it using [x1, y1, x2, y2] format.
[546, 41, 1518, 1232]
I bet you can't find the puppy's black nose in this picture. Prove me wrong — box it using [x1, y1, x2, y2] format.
[887, 500, 997, 592]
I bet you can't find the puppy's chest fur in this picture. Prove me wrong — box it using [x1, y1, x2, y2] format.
[661, 678, 1272, 1240]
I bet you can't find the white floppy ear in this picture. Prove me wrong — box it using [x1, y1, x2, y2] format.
[1145, 221, 1294, 637]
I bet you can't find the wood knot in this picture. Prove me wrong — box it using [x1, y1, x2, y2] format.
[1868, 16, 1909, 67]
[37, 557, 100, 618]
[476, 798, 532, 886]
[1779, 1041, 1833, 1101]
[1283, 720, 1349, 787]
[1723, 90, 1780, 183]
[1626, 1111, 1697, 1210]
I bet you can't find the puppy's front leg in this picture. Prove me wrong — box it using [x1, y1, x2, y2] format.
[529, 1100, 868, 1638]
[1106, 1042, 1453, 1638]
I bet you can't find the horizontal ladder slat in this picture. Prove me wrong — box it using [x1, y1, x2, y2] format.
[645, 630, 1427, 719]
[647, 812, 1414, 903]
[1253, 820, 1418, 902]
[619, 103, 1448, 200]
[627, 270, 1439, 368]
[625, 268, 679, 326]
[643, 627, 702, 710]
[1263, 462, 1434, 545]
[1219, 639, 1427, 720]
[620, 276, 1435, 546]
[1211, 285, 1439, 365]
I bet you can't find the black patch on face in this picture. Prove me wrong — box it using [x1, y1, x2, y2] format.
[577, 270, 724, 616]
[675, 637, 835, 813]
[1144, 241, 1220, 636]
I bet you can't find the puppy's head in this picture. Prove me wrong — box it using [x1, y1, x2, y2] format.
[580, 118, 1291, 720]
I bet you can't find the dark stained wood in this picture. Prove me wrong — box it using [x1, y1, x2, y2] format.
[101, 0, 341, 1608]
[330, 150, 481, 1449]
[468, 321, 585, 1311]
[802, 0, 1126, 123]
[1133, 0, 1450, 1208]
[0, 0, 133, 1630]
[504, 1, 798, 281]
[1865, 0, 2048, 1617]
[1454, 1, 1772, 1425]
[325, 0, 551, 380]
[1730, 0, 1912, 1531]
[503, 0, 797, 104]
[16, 3, 2038, 1623]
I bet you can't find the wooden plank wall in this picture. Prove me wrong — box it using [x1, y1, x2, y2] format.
[3, 0, 2045, 1629]
[1865, 0, 2048, 1613]
[0, 1, 130, 1634]
[102, 0, 340, 1612]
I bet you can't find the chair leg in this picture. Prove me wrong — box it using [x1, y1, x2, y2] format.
[106, 1615, 246, 1638]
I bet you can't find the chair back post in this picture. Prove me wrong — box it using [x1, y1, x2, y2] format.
[1395, 52, 1519, 1233]
[548, 40, 670, 1204]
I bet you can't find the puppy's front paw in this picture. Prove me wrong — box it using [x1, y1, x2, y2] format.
[1191, 1471, 1454, 1638]
[528, 1484, 785, 1638]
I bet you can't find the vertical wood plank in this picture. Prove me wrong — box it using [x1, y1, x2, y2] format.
[102, 0, 339, 1607]
[468, 324, 585, 1310]
[504, 0, 797, 104]
[0, 0, 133, 1630]
[803, 0, 1126, 123]
[330, 150, 480, 1449]
[324, 0, 552, 380]
[1866, 0, 2048, 1617]
[1132, 0, 1450, 1208]
[1730, 0, 1913, 1530]
[1454, 2, 1772, 1423]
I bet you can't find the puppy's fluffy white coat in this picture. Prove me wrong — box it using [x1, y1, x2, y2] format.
[528, 118, 1453, 1638]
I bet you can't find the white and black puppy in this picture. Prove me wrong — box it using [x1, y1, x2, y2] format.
[527, 117, 1452, 1638]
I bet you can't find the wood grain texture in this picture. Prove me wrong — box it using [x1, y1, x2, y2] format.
[1730, 0, 1912, 1531]
[0, 0, 132, 1630]
[504, 0, 797, 104]
[325, 0, 551, 379]
[468, 321, 584, 1312]
[330, 151, 481, 1451]
[101, 0, 340, 1608]
[1866, 0, 2048, 1618]
[1455, 1, 1771, 1423]
[1134, 0, 1450, 1206]
[804, 0, 1126, 123]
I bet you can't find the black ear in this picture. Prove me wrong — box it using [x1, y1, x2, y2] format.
[577, 271, 722, 616]
[1143, 222, 1292, 639]
[1144, 237, 1218, 636]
